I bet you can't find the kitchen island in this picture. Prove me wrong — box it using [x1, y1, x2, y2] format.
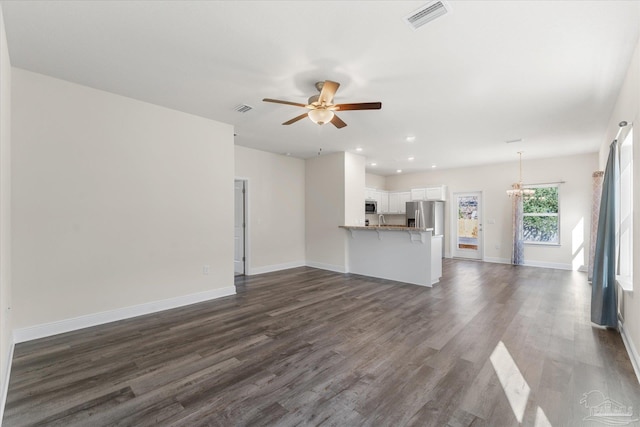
[340, 225, 443, 287]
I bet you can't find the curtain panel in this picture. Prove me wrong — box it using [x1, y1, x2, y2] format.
[591, 142, 618, 328]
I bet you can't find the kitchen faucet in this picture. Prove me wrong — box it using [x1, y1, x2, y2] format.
[378, 214, 385, 225]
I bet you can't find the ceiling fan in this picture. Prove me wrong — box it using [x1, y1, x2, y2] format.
[263, 80, 382, 129]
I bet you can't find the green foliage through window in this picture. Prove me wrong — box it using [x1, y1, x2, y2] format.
[523, 186, 559, 244]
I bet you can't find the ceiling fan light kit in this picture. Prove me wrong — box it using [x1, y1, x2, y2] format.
[308, 109, 335, 125]
[263, 80, 381, 129]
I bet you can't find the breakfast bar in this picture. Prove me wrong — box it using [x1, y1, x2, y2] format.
[340, 226, 443, 287]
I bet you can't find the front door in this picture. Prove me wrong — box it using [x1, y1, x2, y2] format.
[234, 180, 245, 275]
[452, 191, 483, 260]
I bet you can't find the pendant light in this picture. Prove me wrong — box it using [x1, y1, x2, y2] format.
[506, 152, 535, 198]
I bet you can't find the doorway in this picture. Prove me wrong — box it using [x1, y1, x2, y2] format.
[234, 180, 246, 275]
[452, 191, 483, 260]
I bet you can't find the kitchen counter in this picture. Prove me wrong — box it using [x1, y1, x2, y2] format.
[339, 225, 433, 232]
[340, 225, 442, 287]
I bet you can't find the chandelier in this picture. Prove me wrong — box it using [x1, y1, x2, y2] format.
[506, 152, 535, 198]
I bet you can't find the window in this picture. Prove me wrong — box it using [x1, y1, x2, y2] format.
[617, 128, 633, 290]
[523, 185, 559, 244]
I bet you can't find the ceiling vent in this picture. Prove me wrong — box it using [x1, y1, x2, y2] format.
[234, 104, 253, 113]
[404, 0, 452, 30]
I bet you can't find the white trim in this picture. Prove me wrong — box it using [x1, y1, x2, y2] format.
[620, 320, 640, 385]
[13, 286, 236, 343]
[484, 257, 511, 265]
[306, 261, 347, 274]
[483, 257, 574, 271]
[248, 260, 306, 275]
[0, 338, 15, 424]
[523, 259, 572, 270]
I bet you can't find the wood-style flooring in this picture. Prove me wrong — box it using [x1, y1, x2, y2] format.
[4, 259, 640, 426]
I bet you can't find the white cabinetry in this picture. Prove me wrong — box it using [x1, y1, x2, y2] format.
[365, 187, 376, 200]
[410, 186, 447, 201]
[398, 192, 411, 213]
[377, 190, 389, 214]
[410, 188, 426, 201]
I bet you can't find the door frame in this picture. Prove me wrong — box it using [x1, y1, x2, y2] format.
[234, 178, 250, 275]
[451, 190, 484, 260]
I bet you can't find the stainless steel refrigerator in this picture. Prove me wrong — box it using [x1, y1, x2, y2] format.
[406, 200, 444, 237]
[407, 200, 444, 257]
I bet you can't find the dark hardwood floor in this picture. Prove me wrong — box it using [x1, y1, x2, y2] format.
[3, 259, 640, 426]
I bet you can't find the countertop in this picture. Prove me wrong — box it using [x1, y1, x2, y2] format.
[340, 225, 434, 232]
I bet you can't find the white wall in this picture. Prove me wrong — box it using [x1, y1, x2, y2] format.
[0, 4, 13, 414]
[365, 173, 386, 190]
[11, 69, 235, 331]
[344, 152, 365, 227]
[600, 35, 640, 377]
[234, 146, 306, 274]
[385, 153, 596, 270]
[305, 152, 347, 272]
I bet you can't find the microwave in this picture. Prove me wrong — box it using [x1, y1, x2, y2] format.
[365, 200, 377, 214]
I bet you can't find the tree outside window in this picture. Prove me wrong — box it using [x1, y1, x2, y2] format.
[523, 186, 559, 244]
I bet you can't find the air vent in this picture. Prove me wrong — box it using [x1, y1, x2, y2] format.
[234, 104, 253, 113]
[404, 0, 451, 30]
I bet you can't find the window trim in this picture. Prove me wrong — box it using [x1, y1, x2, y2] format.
[522, 184, 561, 246]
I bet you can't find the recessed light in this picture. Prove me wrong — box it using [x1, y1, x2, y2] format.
[285, 152, 291, 156]
[431, 164, 437, 168]
[396, 169, 402, 173]
[506, 138, 523, 144]
[356, 147, 363, 152]
[371, 162, 377, 166]
[408, 156, 415, 161]
[406, 136, 416, 143]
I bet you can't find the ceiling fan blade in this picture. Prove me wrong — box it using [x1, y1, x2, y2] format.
[282, 112, 309, 125]
[330, 114, 347, 129]
[334, 102, 382, 111]
[319, 80, 340, 105]
[263, 98, 307, 108]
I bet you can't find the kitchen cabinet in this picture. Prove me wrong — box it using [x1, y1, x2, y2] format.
[410, 186, 447, 201]
[398, 192, 411, 213]
[388, 191, 411, 214]
[377, 190, 389, 214]
[365, 187, 376, 200]
[410, 188, 426, 201]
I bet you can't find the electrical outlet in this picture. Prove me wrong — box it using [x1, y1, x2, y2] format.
[203, 265, 210, 275]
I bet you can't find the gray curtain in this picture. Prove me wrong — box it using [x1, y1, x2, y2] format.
[591, 142, 618, 328]
[511, 190, 524, 265]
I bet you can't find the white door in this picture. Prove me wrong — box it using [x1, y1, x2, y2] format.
[234, 180, 245, 275]
[452, 191, 483, 260]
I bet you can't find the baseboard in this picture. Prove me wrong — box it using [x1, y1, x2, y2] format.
[305, 261, 347, 274]
[483, 257, 573, 271]
[620, 320, 640, 385]
[13, 286, 236, 344]
[248, 260, 306, 275]
[484, 257, 511, 265]
[0, 338, 15, 424]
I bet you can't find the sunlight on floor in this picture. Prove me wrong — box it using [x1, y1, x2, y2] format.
[490, 341, 553, 426]
[572, 217, 584, 271]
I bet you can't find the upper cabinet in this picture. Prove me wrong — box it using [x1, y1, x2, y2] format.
[365, 186, 444, 214]
[411, 185, 447, 201]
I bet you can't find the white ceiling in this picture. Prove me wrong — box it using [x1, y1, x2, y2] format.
[2, 1, 639, 175]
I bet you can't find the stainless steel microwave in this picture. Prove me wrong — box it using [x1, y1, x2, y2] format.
[365, 200, 377, 214]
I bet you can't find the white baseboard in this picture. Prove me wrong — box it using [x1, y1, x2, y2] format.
[13, 286, 236, 344]
[483, 257, 573, 271]
[484, 257, 511, 265]
[0, 338, 14, 425]
[248, 260, 306, 275]
[620, 320, 640, 385]
[306, 261, 347, 274]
